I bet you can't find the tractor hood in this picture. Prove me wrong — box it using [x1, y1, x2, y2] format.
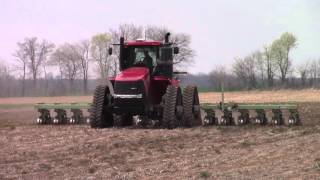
[115, 67, 149, 81]
[113, 67, 150, 97]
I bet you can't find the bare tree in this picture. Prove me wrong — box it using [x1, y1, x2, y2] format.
[145, 25, 195, 69]
[13, 48, 28, 96]
[42, 58, 50, 95]
[110, 23, 143, 41]
[252, 50, 264, 87]
[209, 65, 226, 90]
[64, 44, 81, 92]
[246, 56, 257, 89]
[39, 40, 55, 94]
[232, 55, 257, 89]
[263, 46, 276, 88]
[76, 40, 90, 94]
[233, 58, 247, 85]
[48, 49, 66, 94]
[170, 33, 195, 69]
[145, 25, 168, 41]
[308, 59, 319, 87]
[297, 61, 309, 87]
[50, 49, 64, 80]
[0, 62, 15, 97]
[51, 44, 81, 92]
[16, 37, 54, 87]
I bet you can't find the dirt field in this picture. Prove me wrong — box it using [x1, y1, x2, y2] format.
[1, 89, 320, 105]
[199, 89, 320, 103]
[0, 90, 320, 179]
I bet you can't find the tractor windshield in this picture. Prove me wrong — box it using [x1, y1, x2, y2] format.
[123, 46, 159, 70]
[133, 47, 157, 65]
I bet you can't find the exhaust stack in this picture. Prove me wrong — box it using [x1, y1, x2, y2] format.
[165, 32, 170, 43]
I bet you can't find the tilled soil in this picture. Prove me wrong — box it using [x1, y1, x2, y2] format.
[1, 89, 320, 105]
[0, 124, 320, 179]
[0, 93, 320, 179]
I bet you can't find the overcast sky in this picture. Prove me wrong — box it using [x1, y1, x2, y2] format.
[0, 0, 319, 74]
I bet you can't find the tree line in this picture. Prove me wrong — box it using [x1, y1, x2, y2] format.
[0, 30, 319, 97]
[0, 24, 194, 97]
[204, 32, 320, 91]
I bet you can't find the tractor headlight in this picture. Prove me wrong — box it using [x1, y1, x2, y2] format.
[203, 118, 209, 124]
[289, 119, 294, 124]
[113, 94, 143, 99]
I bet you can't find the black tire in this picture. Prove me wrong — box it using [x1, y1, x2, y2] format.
[90, 85, 113, 128]
[162, 85, 182, 129]
[183, 86, 202, 127]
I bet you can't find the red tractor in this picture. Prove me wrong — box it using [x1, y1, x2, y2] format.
[90, 33, 202, 129]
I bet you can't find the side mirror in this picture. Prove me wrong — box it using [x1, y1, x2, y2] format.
[108, 47, 112, 55]
[173, 47, 179, 54]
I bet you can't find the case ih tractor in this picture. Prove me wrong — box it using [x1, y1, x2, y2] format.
[35, 33, 300, 127]
[90, 33, 201, 128]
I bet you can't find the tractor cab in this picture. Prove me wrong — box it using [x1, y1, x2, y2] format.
[120, 41, 160, 75]
[109, 33, 179, 79]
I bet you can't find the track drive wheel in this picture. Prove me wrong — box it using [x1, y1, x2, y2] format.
[90, 85, 113, 128]
[162, 85, 183, 129]
[183, 86, 202, 127]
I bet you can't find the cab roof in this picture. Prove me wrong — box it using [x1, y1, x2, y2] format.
[125, 40, 161, 46]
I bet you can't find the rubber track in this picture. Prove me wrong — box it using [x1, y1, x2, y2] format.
[90, 85, 113, 128]
[183, 86, 201, 127]
[162, 85, 179, 129]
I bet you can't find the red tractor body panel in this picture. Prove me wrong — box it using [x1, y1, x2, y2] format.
[115, 67, 149, 81]
[111, 66, 178, 105]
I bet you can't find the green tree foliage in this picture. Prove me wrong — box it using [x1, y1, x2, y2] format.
[271, 32, 297, 84]
[263, 46, 277, 87]
[90, 33, 113, 79]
